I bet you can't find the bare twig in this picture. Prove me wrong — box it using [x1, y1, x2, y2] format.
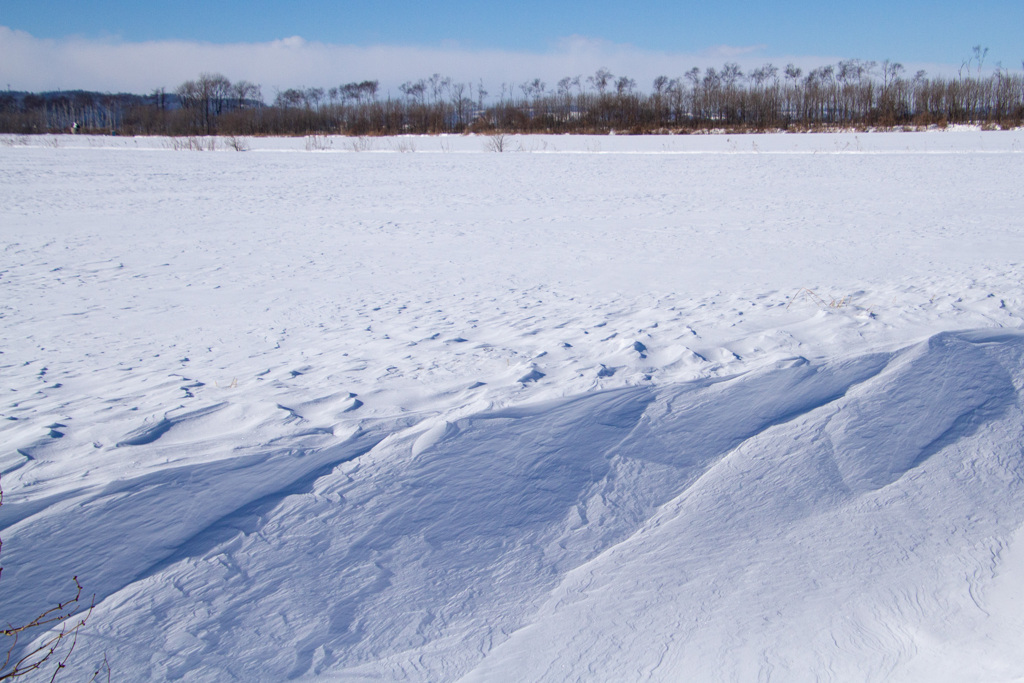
[786, 287, 849, 310]
[0, 477, 99, 681]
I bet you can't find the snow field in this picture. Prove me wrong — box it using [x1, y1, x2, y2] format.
[1, 131, 1024, 680]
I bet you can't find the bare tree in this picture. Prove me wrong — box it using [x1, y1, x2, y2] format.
[476, 79, 488, 112]
[750, 63, 778, 86]
[427, 74, 451, 103]
[399, 80, 426, 103]
[449, 81, 469, 129]
[6, 55, 1024, 136]
[340, 82, 376, 104]
[274, 88, 306, 109]
[521, 78, 546, 101]
[973, 44, 989, 77]
[304, 87, 324, 111]
[588, 68, 613, 95]
[175, 73, 232, 134]
[230, 80, 261, 109]
[881, 60, 905, 88]
[720, 63, 744, 88]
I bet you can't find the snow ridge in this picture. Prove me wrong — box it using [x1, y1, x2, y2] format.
[4, 330, 1023, 681]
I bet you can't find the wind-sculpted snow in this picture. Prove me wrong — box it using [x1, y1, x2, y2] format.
[0, 422, 392, 629]
[3, 133, 1024, 681]
[4, 331, 1024, 681]
[464, 330, 1024, 682]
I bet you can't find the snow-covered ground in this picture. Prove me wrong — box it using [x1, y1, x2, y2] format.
[2, 130, 1024, 681]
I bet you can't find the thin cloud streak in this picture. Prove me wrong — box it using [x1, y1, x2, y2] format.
[0, 26, 958, 96]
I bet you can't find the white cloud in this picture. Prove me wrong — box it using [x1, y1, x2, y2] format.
[0, 26, 959, 97]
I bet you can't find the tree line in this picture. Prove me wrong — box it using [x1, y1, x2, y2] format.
[3, 56, 1023, 136]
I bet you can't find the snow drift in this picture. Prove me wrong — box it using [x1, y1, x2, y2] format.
[2, 132, 1024, 681]
[3, 331, 1023, 680]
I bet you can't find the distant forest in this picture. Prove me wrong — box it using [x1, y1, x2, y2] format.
[3, 54, 1023, 136]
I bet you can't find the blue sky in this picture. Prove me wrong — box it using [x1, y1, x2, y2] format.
[2, 1, 1021, 93]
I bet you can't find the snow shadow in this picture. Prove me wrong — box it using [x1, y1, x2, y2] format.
[3, 330, 1023, 680]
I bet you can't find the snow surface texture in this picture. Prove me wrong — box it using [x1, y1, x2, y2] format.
[2, 130, 1024, 681]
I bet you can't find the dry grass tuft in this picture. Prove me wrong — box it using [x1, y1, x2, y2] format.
[786, 288, 851, 311]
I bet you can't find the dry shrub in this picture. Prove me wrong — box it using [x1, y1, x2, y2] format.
[0, 478, 110, 681]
